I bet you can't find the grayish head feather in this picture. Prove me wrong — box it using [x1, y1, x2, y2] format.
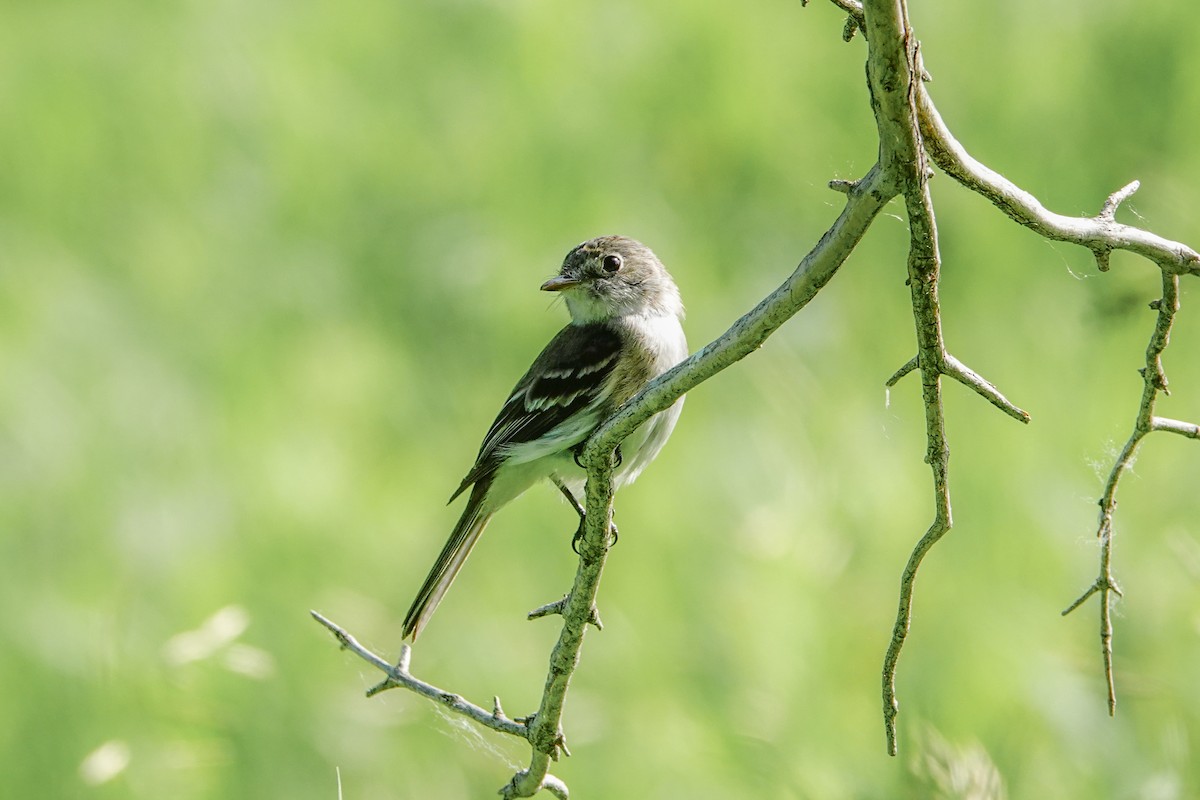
[552, 236, 684, 323]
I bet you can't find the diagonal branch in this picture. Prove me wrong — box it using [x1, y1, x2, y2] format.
[310, 611, 531, 739]
[583, 166, 895, 463]
[311, 611, 570, 798]
[941, 353, 1031, 423]
[510, 161, 901, 796]
[317, 135, 901, 800]
[916, 87, 1200, 277]
[887, 351, 1030, 424]
[1062, 272, 1197, 714]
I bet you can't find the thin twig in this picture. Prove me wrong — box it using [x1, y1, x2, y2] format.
[311, 611, 574, 797]
[1062, 272, 1195, 714]
[940, 353, 1031, 423]
[528, 595, 604, 630]
[1094, 181, 1140, 272]
[825, 0, 866, 40]
[886, 352, 1030, 423]
[886, 356, 918, 387]
[1099, 180, 1141, 221]
[1152, 417, 1200, 438]
[827, 0, 864, 17]
[527, 596, 570, 621]
[310, 611, 530, 739]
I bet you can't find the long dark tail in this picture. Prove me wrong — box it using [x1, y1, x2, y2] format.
[402, 481, 493, 640]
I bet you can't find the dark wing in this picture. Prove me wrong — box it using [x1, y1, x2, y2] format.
[448, 322, 622, 502]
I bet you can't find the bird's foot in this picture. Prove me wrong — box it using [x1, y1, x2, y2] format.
[571, 519, 618, 554]
[571, 444, 623, 470]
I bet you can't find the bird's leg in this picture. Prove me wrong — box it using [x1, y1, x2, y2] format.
[551, 475, 589, 552]
[551, 475, 619, 554]
[553, 475, 586, 518]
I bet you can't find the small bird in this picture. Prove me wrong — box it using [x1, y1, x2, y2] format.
[402, 236, 688, 640]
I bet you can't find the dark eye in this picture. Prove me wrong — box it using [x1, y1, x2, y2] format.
[601, 254, 622, 273]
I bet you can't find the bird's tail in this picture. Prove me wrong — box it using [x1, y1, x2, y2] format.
[402, 482, 493, 640]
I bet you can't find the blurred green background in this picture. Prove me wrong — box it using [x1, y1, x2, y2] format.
[2, 0, 1198, 797]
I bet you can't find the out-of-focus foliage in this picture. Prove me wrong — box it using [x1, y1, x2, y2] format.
[2, 0, 1198, 797]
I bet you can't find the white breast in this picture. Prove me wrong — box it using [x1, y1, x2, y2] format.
[611, 311, 688, 488]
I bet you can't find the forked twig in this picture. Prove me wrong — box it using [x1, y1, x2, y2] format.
[1062, 273, 1196, 713]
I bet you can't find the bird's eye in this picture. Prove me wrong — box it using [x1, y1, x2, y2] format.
[601, 254, 622, 273]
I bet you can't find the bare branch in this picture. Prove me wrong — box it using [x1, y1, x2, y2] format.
[836, 0, 1196, 735]
[853, 0, 964, 757]
[500, 70, 920, 787]
[583, 168, 894, 468]
[528, 595, 604, 630]
[825, 0, 866, 40]
[314, 0, 1200, 786]
[940, 353, 1031, 423]
[916, 89, 1200, 277]
[886, 356, 918, 387]
[312, 610, 575, 797]
[315, 142, 899, 798]
[509, 452, 615, 794]
[511, 167, 899, 789]
[1062, 272, 1195, 714]
[1099, 180, 1141, 221]
[887, 352, 1029, 423]
[501, 773, 570, 800]
[1092, 182, 1139, 273]
[1152, 417, 1200, 439]
[310, 611, 531, 739]
[828, 0, 863, 15]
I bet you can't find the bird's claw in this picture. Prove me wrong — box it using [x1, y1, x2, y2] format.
[571, 519, 619, 555]
[572, 445, 623, 470]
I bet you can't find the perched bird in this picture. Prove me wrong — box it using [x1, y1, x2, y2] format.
[402, 236, 688, 640]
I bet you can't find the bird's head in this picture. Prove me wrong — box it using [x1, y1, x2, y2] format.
[541, 235, 683, 323]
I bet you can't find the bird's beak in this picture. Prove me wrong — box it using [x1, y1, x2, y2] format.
[540, 275, 581, 292]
